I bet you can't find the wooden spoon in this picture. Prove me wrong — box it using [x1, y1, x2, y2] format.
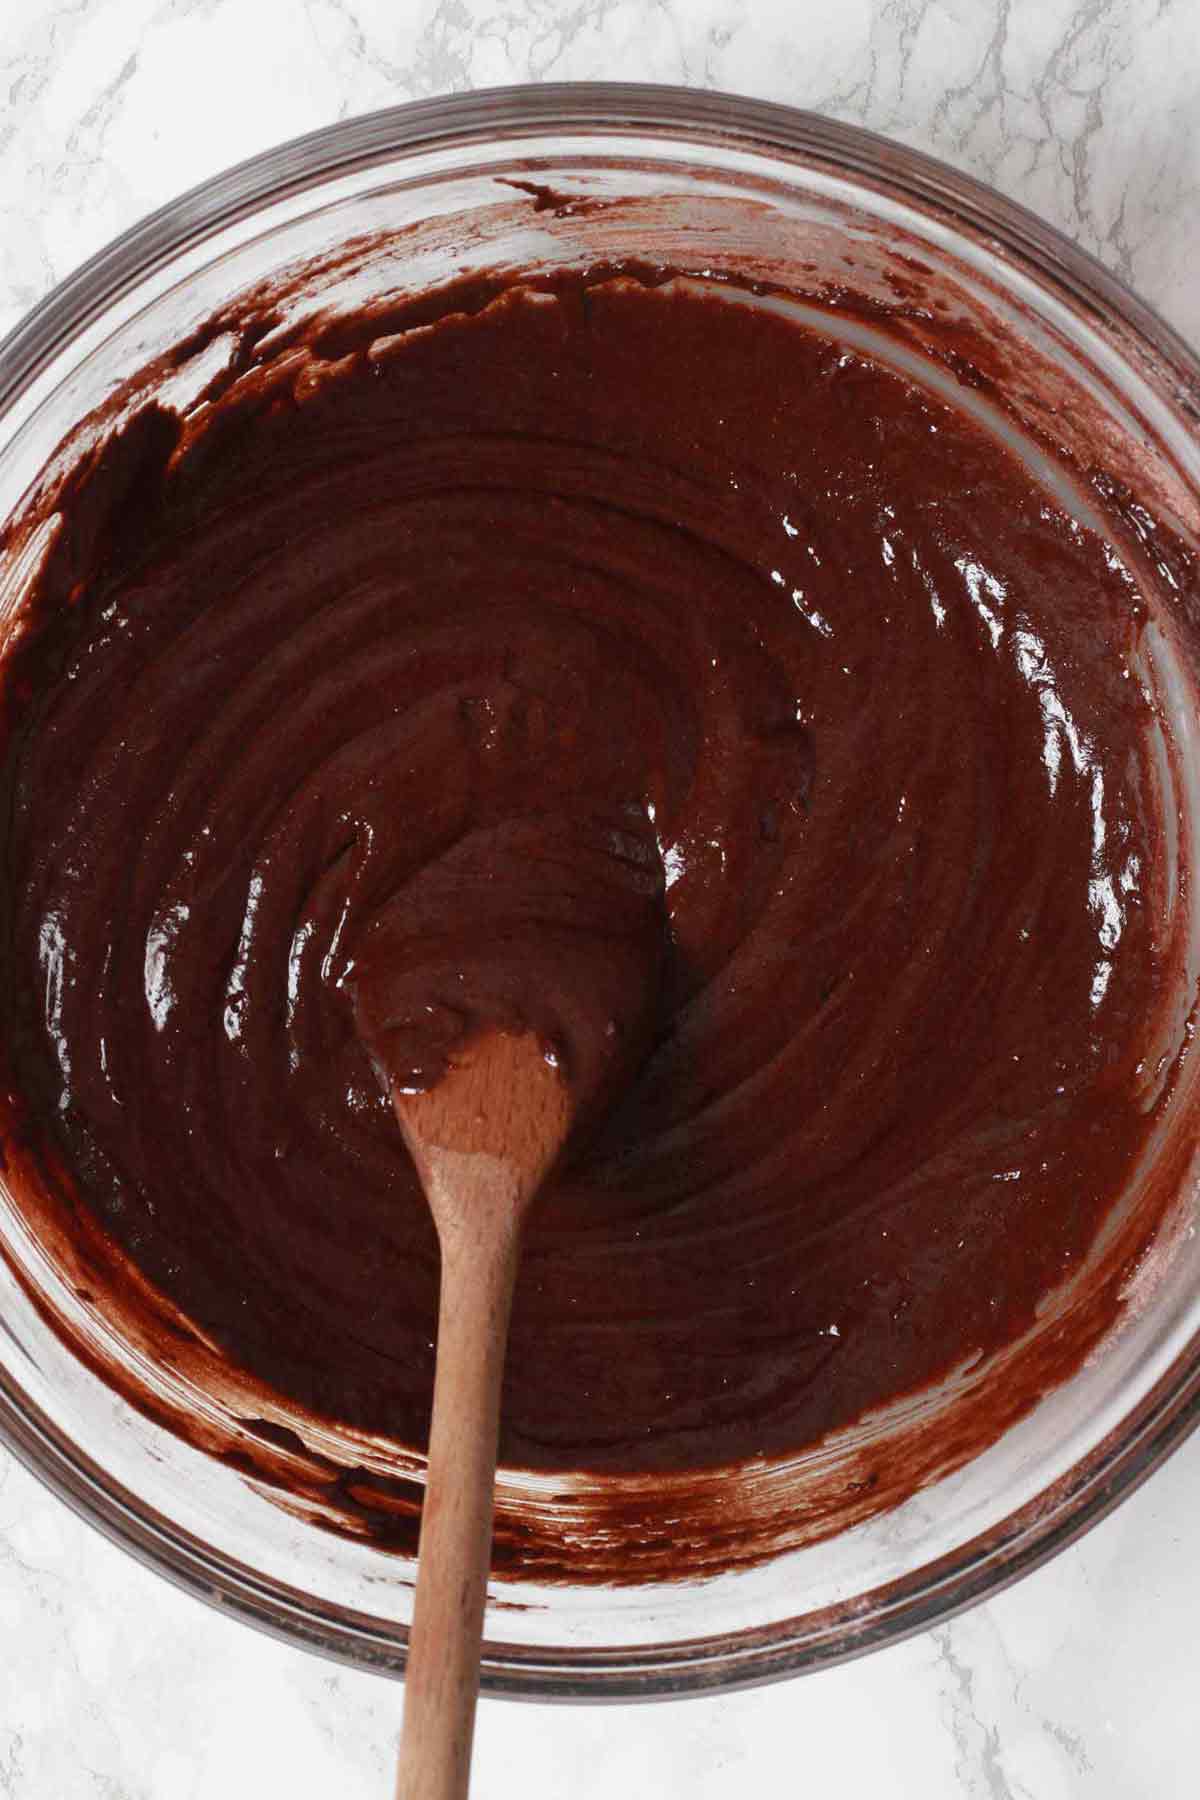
[391, 1028, 573, 1800]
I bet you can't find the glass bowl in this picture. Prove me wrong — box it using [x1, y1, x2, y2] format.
[2, 83, 1200, 1700]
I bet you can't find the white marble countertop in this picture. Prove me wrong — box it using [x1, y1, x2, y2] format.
[2, 2, 1200, 1794]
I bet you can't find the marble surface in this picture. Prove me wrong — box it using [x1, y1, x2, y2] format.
[2, 0, 1200, 1793]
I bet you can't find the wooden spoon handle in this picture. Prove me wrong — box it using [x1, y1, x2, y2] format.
[394, 1213, 520, 1800]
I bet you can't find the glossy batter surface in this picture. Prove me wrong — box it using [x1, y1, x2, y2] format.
[0, 271, 1179, 1528]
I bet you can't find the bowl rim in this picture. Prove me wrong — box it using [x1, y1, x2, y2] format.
[1, 80, 1199, 1700]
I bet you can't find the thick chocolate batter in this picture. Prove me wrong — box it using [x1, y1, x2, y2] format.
[0, 266, 1187, 1571]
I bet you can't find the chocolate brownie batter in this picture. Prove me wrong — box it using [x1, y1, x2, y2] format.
[0, 266, 1188, 1570]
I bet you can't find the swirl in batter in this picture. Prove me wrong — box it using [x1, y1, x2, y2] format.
[0, 267, 1187, 1571]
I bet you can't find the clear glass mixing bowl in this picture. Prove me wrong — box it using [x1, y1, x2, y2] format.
[1, 84, 1199, 1699]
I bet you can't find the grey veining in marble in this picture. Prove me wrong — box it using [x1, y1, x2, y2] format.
[3, 0, 1200, 347]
